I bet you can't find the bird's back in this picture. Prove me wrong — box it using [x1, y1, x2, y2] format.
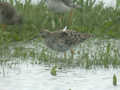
[46, 0, 72, 13]
[54, 30, 92, 45]
[44, 30, 92, 52]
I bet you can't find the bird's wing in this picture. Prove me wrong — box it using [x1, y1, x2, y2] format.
[58, 31, 76, 46]
[61, 0, 73, 7]
[59, 31, 92, 44]
[62, 0, 81, 8]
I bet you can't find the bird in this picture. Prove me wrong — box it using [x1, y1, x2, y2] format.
[37, 29, 93, 58]
[46, 0, 81, 26]
[0, 2, 22, 30]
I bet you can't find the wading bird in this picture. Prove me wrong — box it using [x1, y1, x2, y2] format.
[0, 2, 22, 30]
[38, 29, 93, 58]
[46, 0, 81, 26]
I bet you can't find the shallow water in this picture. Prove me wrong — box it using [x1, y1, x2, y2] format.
[0, 38, 120, 90]
[0, 64, 120, 90]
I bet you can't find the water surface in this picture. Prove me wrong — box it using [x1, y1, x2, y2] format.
[0, 64, 120, 90]
[0, 38, 120, 90]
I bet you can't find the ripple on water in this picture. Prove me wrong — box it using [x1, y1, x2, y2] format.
[0, 64, 120, 90]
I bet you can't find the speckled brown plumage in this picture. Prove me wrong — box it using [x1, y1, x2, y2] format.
[0, 2, 22, 25]
[39, 30, 93, 52]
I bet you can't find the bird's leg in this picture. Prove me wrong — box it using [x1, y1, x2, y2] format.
[59, 15, 63, 27]
[1, 24, 6, 30]
[70, 48, 75, 59]
[68, 10, 73, 26]
[64, 51, 67, 59]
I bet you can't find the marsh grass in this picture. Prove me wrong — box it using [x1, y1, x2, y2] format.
[0, 0, 120, 45]
[113, 74, 117, 86]
[0, 0, 120, 69]
[116, 0, 120, 8]
[0, 39, 120, 69]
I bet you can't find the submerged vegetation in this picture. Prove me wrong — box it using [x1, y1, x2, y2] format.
[0, 0, 120, 69]
[113, 74, 117, 86]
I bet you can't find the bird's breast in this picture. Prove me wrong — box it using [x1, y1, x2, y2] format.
[45, 38, 70, 52]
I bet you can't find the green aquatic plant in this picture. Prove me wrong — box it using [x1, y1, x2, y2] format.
[113, 74, 117, 86]
[116, 0, 120, 8]
[50, 66, 57, 76]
